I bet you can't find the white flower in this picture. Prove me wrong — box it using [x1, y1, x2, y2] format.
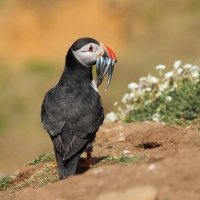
[177, 68, 183, 75]
[190, 65, 199, 71]
[106, 112, 117, 122]
[159, 87, 164, 92]
[128, 82, 139, 90]
[156, 92, 162, 98]
[173, 60, 181, 69]
[166, 96, 172, 102]
[191, 70, 199, 78]
[145, 87, 152, 92]
[183, 64, 192, 69]
[139, 77, 148, 89]
[159, 82, 168, 92]
[170, 87, 175, 92]
[129, 92, 135, 99]
[139, 77, 147, 82]
[152, 113, 160, 122]
[163, 82, 169, 89]
[126, 104, 133, 111]
[144, 100, 151, 105]
[155, 65, 166, 70]
[122, 93, 129, 103]
[164, 71, 174, 79]
[149, 76, 159, 84]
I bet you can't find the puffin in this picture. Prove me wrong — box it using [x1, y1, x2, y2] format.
[41, 37, 117, 179]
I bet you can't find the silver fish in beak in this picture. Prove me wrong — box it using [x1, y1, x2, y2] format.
[96, 44, 117, 90]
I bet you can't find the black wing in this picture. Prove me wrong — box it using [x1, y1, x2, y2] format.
[69, 90, 104, 138]
[41, 87, 67, 136]
[41, 85, 104, 159]
[64, 89, 104, 159]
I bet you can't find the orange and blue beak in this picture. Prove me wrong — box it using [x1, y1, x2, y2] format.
[96, 43, 117, 90]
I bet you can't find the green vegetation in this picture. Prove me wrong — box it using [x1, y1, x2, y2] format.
[106, 61, 200, 125]
[120, 155, 146, 164]
[92, 155, 146, 167]
[26, 153, 56, 166]
[93, 155, 121, 166]
[7, 165, 59, 193]
[0, 154, 145, 193]
[0, 176, 13, 191]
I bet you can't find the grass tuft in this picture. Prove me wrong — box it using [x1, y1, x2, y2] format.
[120, 155, 146, 164]
[7, 180, 29, 193]
[93, 155, 146, 167]
[7, 165, 58, 193]
[0, 176, 13, 191]
[3, 153, 147, 193]
[26, 153, 56, 166]
[38, 175, 59, 187]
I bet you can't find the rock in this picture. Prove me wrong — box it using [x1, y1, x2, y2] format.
[123, 150, 130, 154]
[147, 164, 156, 170]
[97, 186, 158, 200]
[118, 136, 126, 142]
[118, 133, 126, 142]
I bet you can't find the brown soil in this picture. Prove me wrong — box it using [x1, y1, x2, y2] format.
[1, 122, 200, 200]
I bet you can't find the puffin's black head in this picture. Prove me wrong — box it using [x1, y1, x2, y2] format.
[69, 37, 117, 90]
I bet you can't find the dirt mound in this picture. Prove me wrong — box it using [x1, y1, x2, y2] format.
[14, 163, 48, 182]
[1, 122, 200, 200]
[94, 122, 198, 157]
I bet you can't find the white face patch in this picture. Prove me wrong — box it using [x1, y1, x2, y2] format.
[72, 43, 103, 67]
[90, 79, 98, 93]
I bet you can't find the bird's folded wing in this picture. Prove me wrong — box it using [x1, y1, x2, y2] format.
[51, 135, 66, 155]
[51, 134, 87, 160]
[69, 93, 104, 138]
[63, 135, 88, 160]
[41, 88, 67, 136]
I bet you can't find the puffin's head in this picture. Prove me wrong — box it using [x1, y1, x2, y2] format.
[71, 37, 117, 90]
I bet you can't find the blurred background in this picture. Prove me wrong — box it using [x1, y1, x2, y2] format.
[0, 0, 200, 173]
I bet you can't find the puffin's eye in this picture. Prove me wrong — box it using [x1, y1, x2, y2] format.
[88, 45, 93, 52]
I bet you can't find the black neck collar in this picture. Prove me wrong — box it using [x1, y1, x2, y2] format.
[58, 49, 93, 85]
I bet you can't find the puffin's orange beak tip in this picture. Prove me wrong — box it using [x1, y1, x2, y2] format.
[103, 44, 117, 62]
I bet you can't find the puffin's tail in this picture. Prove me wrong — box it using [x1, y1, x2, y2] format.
[56, 150, 81, 179]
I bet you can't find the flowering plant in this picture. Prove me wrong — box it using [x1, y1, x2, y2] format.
[106, 60, 200, 123]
